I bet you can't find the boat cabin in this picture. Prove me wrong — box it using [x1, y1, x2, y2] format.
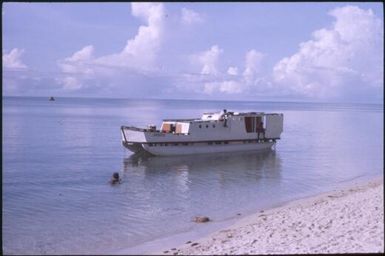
[153, 110, 282, 139]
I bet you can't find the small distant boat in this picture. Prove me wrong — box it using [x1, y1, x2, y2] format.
[49, 96, 55, 101]
[121, 109, 284, 156]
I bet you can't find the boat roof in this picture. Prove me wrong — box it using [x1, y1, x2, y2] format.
[162, 111, 274, 122]
[162, 118, 198, 122]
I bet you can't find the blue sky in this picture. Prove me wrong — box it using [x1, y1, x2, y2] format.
[2, 2, 383, 103]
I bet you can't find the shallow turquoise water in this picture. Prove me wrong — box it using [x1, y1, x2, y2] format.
[2, 97, 383, 254]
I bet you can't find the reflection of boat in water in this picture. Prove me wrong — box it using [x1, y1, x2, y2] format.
[121, 109, 283, 156]
[123, 149, 281, 179]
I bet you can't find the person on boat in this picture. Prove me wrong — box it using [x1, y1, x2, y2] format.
[257, 121, 265, 140]
[110, 172, 122, 185]
[221, 109, 228, 127]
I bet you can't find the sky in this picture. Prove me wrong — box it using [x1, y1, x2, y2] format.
[2, 2, 384, 103]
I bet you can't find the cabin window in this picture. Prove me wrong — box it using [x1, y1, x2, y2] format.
[161, 123, 171, 133]
[213, 124, 216, 128]
[170, 124, 176, 133]
[173, 143, 179, 146]
[199, 125, 202, 128]
[208, 142, 213, 145]
[206, 125, 209, 128]
[175, 124, 182, 134]
[149, 143, 153, 146]
[215, 141, 221, 145]
[245, 116, 263, 133]
[224, 141, 229, 144]
[182, 142, 188, 146]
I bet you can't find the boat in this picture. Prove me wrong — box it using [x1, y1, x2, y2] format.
[121, 109, 283, 156]
[49, 96, 55, 101]
[123, 149, 280, 174]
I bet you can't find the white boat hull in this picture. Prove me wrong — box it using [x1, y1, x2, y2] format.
[124, 141, 275, 156]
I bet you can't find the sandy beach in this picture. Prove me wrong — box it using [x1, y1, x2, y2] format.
[159, 177, 384, 255]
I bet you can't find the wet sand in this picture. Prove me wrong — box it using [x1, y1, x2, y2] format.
[160, 177, 384, 255]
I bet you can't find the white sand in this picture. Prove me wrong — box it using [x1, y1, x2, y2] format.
[160, 178, 384, 255]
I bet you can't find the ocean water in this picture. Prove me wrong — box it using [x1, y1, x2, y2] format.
[2, 96, 383, 254]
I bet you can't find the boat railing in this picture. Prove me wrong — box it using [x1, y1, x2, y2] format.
[121, 126, 147, 132]
[162, 118, 198, 122]
[121, 125, 189, 135]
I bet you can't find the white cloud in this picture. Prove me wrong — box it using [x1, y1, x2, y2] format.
[59, 45, 95, 74]
[118, 2, 165, 67]
[227, 66, 238, 76]
[243, 50, 264, 84]
[184, 47, 268, 96]
[196, 45, 223, 75]
[181, 8, 203, 25]
[204, 80, 243, 94]
[189, 45, 246, 95]
[193, 47, 267, 95]
[65, 45, 94, 63]
[58, 76, 83, 90]
[57, 45, 95, 90]
[2, 48, 27, 69]
[57, 3, 165, 90]
[273, 5, 383, 99]
[51, 4, 382, 101]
